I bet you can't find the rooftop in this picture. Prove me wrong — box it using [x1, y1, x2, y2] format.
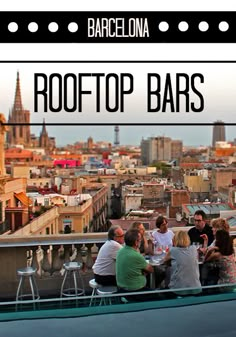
[183, 203, 234, 216]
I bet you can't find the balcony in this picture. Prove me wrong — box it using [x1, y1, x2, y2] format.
[58, 199, 92, 214]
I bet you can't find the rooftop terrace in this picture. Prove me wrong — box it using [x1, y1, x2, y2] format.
[1, 229, 236, 337]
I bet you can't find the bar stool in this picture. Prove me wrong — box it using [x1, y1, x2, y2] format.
[60, 262, 85, 297]
[96, 286, 117, 305]
[16, 267, 40, 302]
[89, 278, 101, 306]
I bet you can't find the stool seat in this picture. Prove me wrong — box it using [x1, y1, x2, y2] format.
[89, 279, 100, 289]
[96, 286, 117, 305]
[17, 267, 37, 276]
[96, 286, 117, 295]
[60, 262, 84, 297]
[64, 262, 82, 271]
[89, 278, 101, 306]
[16, 266, 39, 302]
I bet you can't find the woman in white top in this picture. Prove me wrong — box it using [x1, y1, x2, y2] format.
[152, 215, 174, 251]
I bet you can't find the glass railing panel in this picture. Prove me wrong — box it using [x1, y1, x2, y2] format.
[0, 283, 236, 321]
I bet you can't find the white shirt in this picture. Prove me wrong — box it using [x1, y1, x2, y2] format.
[92, 240, 122, 276]
[152, 229, 174, 248]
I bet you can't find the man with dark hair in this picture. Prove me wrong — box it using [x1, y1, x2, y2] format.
[93, 225, 124, 286]
[188, 210, 214, 246]
[116, 229, 153, 292]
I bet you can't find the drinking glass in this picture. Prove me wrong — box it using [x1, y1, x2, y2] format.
[161, 245, 168, 254]
[193, 242, 200, 250]
[154, 244, 163, 255]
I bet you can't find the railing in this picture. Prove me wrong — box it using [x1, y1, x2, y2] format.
[1, 282, 236, 321]
[1, 228, 236, 301]
[0, 232, 107, 300]
[58, 199, 92, 214]
[9, 206, 59, 236]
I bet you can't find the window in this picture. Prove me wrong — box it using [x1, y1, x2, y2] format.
[44, 198, 49, 206]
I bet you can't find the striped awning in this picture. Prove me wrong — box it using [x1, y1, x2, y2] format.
[14, 192, 32, 207]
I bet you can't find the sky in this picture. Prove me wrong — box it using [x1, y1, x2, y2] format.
[1, 1, 236, 146]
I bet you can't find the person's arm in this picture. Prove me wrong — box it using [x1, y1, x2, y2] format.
[140, 254, 154, 274]
[205, 251, 220, 262]
[142, 236, 150, 255]
[200, 234, 208, 248]
[151, 231, 157, 245]
[164, 251, 171, 263]
[204, 246, 220, 262]
[111, 243, 122, 260]
[143, 263, 154, 274]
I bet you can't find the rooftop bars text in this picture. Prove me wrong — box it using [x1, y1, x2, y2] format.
[34, 72, 204, 114]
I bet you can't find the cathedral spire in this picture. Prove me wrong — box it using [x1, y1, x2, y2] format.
[13, 71, 23, 112]
[41, 118, 47, 135]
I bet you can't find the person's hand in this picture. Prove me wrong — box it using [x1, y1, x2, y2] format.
[200, 234, 208, 241]
[199, 247, 207, 255]
[200, 234, 208, 248]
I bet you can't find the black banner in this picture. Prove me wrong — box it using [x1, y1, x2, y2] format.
[0, 11, 235, 43]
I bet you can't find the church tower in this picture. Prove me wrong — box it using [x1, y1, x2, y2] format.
[7, 72, 31, 147]
[39, 118, 50, 149]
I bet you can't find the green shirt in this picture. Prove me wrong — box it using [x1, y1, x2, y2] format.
[116, 245, 148, 291]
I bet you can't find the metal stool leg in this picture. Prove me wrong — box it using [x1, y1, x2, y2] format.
[16, 276, 23, 301]
[29, 276, 35, 301]
[15, 267, 39, 312]
[89, 288, 96, 306]
[73, 271, 78, 297]
[60, 263, 85, 298]
[60, 270, 68, 297]
[32, 276, 39, 299]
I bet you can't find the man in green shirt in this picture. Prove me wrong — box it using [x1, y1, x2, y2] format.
[116, 229, 153, 291]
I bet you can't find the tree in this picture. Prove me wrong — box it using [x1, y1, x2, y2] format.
[151, 162, 171, 178]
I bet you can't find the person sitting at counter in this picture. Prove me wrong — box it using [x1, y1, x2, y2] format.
[164, 230, 201, 296]
[204, 229, 236, 288]
[129, 221, 152, 255]
[116, 228, 153, 293]
[152, 216, 174, 252]
[200, 217, 230, 286]
[92, 225, 124, 286]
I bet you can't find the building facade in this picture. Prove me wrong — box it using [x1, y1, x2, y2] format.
[141, 136, 182, 165]
[212, 120, 226, 147]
